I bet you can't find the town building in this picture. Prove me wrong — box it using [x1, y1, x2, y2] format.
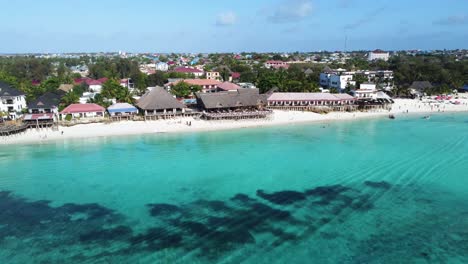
[74, 78, 108, 93]
[174, 67, 204, 77]
[206, 71, 221, 80]
[0, 81, 27, 120]
[58, 84, 74, 93]
[155, 62, 169, 71]
[368, 49, 390, 61]
[238, 82, 257, 89]
[166, 79, 222, 93]
[264, 60, 290, 69]
[216, 82, 242, 92]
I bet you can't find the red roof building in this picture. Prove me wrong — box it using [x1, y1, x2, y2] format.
[166, 79, 222, 93]
[60, 103, 106, 120]
[217, 82, 242, 91]
[174, 67, 203, 73]
[231, 72, 241, 79]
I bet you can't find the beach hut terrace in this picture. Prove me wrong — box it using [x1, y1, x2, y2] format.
[137, 87, 193, 120]
[0, 123, 28, 137]
[195, 89, 271, 120]
[267, 93, 357, 112]
[23, 113, 57, 129]
[107, 103, 138, 121]
[59, 103, 106, 121]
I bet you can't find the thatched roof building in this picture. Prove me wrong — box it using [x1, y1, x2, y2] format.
[137, 87, 186, 116]
[195, 89, 266, 111]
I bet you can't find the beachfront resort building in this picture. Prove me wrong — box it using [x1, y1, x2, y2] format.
[27, 90, 65, 114]
[137, 86, 187, 120]
[354, 83, 378, 99]
[0, 81, 27, 120]
[410, 81, 433, 97]
[195, 89, 270, 120]
[267, 93, 357, 112]
[59, 103, 106, 120]
[354, 83, 394, 110]
[320, 69, 394, 92]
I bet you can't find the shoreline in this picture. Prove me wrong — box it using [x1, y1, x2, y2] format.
[2, 98, 468, 145]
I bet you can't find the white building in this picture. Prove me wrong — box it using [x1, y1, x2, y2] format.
[0, 81, 27, 120]
[206, 71, 221, 80]
[320, 73, 355, 92]
[355, 83, 378, 99]
[238, 82, 257, 89]
[320, 68, 394, 92]
[155, 62, 169, 71]
[368, 50, 390, 61]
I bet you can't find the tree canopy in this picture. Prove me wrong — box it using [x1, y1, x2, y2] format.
[170, 82, 202, 98]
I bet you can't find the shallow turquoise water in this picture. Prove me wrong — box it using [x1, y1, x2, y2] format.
[0, 113, 467, 263]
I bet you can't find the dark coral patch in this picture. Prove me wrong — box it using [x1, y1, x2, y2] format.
[79, 226, 133, 242]
[130, 227, 183, 250]
[146, 203, 180, 217]
[193, 200, 231, 212]
[364, 181, 392, 189]
[230, 193, 256, 203]
[256, 190, 307, 205]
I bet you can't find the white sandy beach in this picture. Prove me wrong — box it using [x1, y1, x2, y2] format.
[2, 98, 468, 145]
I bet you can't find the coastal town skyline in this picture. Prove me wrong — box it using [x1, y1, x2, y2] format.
[1, 0, 467, 53]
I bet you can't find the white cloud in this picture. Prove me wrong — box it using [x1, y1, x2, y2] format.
[267, 0, 313, 23]
[216, 11, 237, 26]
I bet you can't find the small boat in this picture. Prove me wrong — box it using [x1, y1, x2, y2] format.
[423, 115, 430, 120]
[389, 114, 395, 119]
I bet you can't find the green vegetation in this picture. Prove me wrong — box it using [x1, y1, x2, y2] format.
[0, 52, 467, 109]
[170, 82, 202, 98]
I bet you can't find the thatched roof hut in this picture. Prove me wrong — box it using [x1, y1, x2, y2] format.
[195, 89, 266, 110]
[137, 87, 186, 114]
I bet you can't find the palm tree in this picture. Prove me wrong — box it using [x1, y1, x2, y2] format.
[61, 92, 79, 107]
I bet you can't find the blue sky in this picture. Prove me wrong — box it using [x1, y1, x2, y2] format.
[0, 0, 467, 53]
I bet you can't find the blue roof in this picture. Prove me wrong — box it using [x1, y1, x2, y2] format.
[107, 103, 138, 113]
[463, 84, 468, 91]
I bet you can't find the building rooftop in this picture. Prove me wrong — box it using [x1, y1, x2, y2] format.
[196, 89, 266, 109]
[60, 103, 105, 114]
[137, 87, 186, 110]
[217, 82, 241, 91]
[174, 67, 203, 73]
[268, 93, 355, 101]
[28, 91, 65, 109]
[0, 81, 24, 97]
[169, 79, 222, 87]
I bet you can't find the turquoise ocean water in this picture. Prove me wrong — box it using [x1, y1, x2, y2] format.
[0, 113, 467, 263]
